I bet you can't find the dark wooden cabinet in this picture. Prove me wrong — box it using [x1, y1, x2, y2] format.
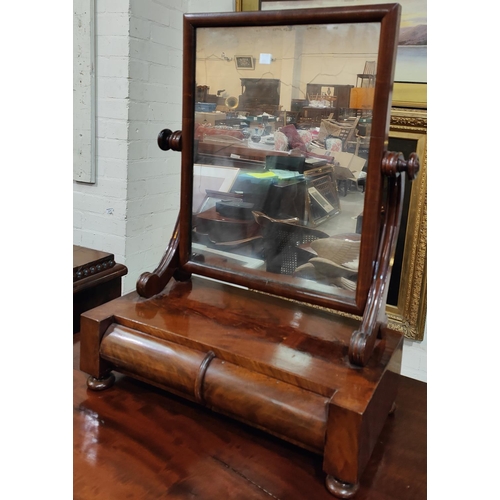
[73, 246, 127, 333]
[334, 84, 354, 110]
[239, 78, 280, 114]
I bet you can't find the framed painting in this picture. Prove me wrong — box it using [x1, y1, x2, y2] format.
[387, 107, 427, 340]
[73, 0, 96, 183]
[235, 55, 255, 70]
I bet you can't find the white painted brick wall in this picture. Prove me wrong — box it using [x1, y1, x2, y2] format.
[107, 1, 240, 289]
[130, 16, 151, 40]
[114, 1, 241, 289]
[97, 117, 129, 140]
[96, 36, 129, 57]
[97, 76, 130, 99]
[122, 0, 186, 292]
[73, 2, 130, 266]
[97, 98, 129, 120]
[96, 0, 127, 13]
[402, 329, 427, 383]
[96, 13, 130, 36]
[187, 0, 234, 13]
[96, 56, 129, 78]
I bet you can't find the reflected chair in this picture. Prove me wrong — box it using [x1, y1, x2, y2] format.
[356, 61, 376, 87]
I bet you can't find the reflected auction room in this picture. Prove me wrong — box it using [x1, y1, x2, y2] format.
[73, 1, 427, 499]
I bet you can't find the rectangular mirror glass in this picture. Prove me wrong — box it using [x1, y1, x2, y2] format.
[190, 21, 379, 301]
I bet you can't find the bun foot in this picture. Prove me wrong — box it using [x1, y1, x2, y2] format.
[325, 475, 359, 499]
[87, 373, 115, 391]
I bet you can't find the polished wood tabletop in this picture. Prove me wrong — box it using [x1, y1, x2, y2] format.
[73, 335, 426, 499]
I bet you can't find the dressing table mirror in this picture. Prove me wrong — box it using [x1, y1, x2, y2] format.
[80, 4, 419, 497]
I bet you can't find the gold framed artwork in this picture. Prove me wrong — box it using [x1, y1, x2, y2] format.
[235, 0, 261, 11]
[387, 107, 427, 340]
[393, 82, 427, 109]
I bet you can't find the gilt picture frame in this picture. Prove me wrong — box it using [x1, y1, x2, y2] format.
[386, 107, 427, 340]
[235, 0, 262, 11]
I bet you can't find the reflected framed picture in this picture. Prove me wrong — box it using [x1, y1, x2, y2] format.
[235, 55, 255, 70]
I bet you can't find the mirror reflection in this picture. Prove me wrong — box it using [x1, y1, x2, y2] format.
[191, 22, 380, 299]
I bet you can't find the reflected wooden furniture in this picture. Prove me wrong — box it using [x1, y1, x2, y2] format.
[73, 246, 127, 333]
[304, 83, 353, 120]
[79, 6, 419, 499]
[238, 78, 280, 115]
[306, 84, 353, 112]
[74, 334, 427, 500]
[304, 84, 354, 122]
[196, 140, 290, 163]
[350, 87, 375, 111]
[326, 117, 360, 151]
[356, 61, 377, 88]
[301, 105, 337, 126]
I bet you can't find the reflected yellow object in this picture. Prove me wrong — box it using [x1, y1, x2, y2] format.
[349, 87, 375, 109]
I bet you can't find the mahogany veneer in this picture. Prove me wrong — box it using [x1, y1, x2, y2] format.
[74, 336, 426, 500]
[80, 276, 403, 496]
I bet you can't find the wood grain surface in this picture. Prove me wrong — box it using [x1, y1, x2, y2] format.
[74, 335, 426, 500]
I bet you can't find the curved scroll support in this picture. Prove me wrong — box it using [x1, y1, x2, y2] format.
[136, 216, 191, 298]
[158, 129, 182, 152]
[349, 150, 419, 366]
[136, 129, 186, 298]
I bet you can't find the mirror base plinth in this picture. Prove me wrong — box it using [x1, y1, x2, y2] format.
[80, 275, 403, 497]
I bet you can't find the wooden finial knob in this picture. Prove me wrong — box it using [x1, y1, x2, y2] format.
[157, 129, 182, 152]
[382, 151, 419, 180]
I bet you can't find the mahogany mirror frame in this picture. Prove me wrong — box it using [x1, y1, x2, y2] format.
[178, 5, 401, 317]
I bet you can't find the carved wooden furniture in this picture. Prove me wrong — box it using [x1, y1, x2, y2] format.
[73, 245, 127, 333]
[79, 5, 419, 498]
